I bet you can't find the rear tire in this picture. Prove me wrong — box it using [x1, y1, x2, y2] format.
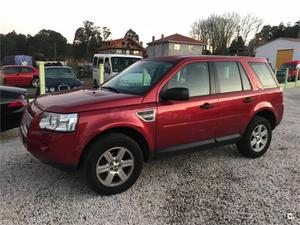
[83, 133, 143, 195]
[237, 116, 272, 158]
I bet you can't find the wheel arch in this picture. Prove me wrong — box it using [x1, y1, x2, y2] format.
[253, 109, 277, 130]
[78, 126, 151, 170]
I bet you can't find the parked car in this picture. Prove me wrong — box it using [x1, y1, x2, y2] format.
[276, 60, 300, 82]
[1, 65, 39, 88]
[20, 56, 283, 195]
[1, 86, 27, 132]
[92, 54, 142, 86]
[36, 66, 83, 94]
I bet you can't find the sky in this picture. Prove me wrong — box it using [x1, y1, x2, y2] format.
[0, 0, 299, 45]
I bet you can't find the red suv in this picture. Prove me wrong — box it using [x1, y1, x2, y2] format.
[20, 56, 284, 195]
[276, 60, 300, 82]
[1, 65, 39, 87]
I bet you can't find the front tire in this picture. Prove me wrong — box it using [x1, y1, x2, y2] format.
[237, 116, 272, 158]
[83, 133, 143, 195]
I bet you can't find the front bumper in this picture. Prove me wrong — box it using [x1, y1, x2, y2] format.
[20, 103, 78, 171]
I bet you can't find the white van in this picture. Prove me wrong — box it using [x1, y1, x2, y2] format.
[92, 54, 142, 86]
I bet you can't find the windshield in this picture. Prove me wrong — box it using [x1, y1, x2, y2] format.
[45, 68, 78, 79]
[279, 63, 296, 70]
[111, 57, 141, 73]
[102, 60, 174, 95]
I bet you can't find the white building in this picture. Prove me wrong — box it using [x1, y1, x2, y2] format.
[255, 38, 300, 69]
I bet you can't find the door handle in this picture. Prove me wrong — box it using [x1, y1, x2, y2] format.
[200, 103, 213, 110]
[243, 97, 254, 103]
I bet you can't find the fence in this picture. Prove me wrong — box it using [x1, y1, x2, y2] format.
[274, 68, 300, 89]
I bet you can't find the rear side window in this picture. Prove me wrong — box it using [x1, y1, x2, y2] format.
[214, 62, 242, 93]
[2, 67, 21, 74]
[21, 67, 34, 73]
[250, 62, 277, 88]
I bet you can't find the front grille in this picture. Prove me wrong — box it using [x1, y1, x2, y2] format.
[21, 109, 33, 137]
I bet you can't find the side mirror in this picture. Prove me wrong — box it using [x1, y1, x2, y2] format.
[161, 87, 189, 101]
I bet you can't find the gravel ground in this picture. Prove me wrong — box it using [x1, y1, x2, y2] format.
[1, 88, 299, 225]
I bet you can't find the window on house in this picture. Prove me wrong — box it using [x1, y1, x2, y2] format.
[189, 45, 195, 51]
[174, 44, 181, 51]
[133, 50, 140, 55]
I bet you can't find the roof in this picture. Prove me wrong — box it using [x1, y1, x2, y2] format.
[144, 55, 266, 63]
[44, 66, 72, 69]
[256, 37, 300, 49]
[282, 60, 300, 64]
[99, 37, 144, 51]
[93, 54, 142, 58]
[147, 33, 205, 46]
[1, 65, 34, 68]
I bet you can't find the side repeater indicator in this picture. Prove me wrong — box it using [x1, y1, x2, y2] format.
[136, 109, 156, 122]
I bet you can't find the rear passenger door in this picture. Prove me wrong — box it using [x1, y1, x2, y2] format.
[19, 67, 34, 87]
[213, 61, 258, 138]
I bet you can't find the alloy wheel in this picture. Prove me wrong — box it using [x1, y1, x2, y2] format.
[250, 124, 268, 152]
[96, 147, 134, 187]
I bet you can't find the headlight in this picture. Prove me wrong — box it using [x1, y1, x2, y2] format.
[39, 112, 78, 131]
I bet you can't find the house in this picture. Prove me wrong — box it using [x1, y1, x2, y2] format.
[255, 38, 300, 69]
[98, 37, 145, 57]
[147, 33, 205, 57]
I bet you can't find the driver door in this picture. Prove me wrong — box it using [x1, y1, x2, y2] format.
[156, 62, 218, 151]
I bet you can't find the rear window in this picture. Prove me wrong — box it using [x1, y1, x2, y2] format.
[2, 67, 21, 74]
[249, 62, 277, 88]
[45, 68, 78, 79]
[279, 63, 296, 70]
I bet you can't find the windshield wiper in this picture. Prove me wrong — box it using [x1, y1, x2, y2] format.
[101, 86, 119, 93]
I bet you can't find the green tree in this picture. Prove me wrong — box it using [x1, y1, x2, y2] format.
[0, 31, 28, 57]
[73, 21, 104, 60]
[255, 21, 300, 44]
[229, 36, 245, 55]
[27, 29, 68, 60]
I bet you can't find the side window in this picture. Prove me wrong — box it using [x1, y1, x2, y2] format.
[249, 62, 277, 88]
[164, 62, 210, 97]
[21, 67, 34, 73]
[215, 62, 242, 93]
[98, 58, 104, 67]
[3, 67, 21, 74]
[93, 57, 98, 68]
[238, 63, 252, 91]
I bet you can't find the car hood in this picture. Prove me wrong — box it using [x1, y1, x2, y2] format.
[34, 88, 143, 113]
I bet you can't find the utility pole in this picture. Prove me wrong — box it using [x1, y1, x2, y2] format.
[0, 35, 2, 66]
[54, 42, 57, 60]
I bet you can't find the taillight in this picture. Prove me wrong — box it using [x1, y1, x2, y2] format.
[8, 95, 27, 108]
